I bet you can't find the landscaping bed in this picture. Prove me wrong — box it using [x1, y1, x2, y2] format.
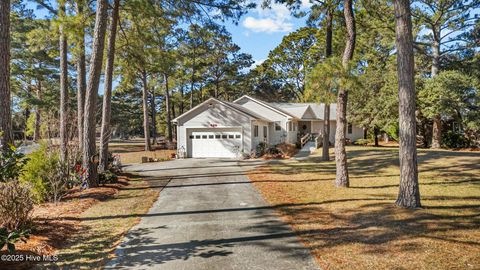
[2, 173, 162, 269]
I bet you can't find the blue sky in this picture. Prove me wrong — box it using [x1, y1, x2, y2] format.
[224, 1, 311, 66]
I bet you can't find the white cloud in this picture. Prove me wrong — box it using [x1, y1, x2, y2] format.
[300, 0, 313, 9]
[253, 58, 266, 67]
[242, 3, 294, 33]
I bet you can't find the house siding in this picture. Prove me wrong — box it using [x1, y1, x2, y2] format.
[176, 100, 253, 155]
[236, 98, 290, 145]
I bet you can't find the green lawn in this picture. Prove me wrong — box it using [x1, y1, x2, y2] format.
[248, 146, 480, 270]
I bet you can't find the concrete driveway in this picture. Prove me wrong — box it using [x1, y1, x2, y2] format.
[106, 158, 319, 270]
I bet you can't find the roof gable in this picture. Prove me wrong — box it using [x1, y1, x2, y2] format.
[173, 97, 261, 123]
[301, 106, 317, 119]
[233, 95, 297, 119]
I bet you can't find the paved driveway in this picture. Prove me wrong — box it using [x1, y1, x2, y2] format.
[106, 158, 319, 270]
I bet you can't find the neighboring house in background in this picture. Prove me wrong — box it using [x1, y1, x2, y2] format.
[173, 95, 364, 158]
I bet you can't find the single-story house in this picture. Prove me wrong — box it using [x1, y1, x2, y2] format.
[173, 95, 364, 158]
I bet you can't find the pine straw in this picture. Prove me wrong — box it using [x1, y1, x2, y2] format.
[247, 146, 480, 270]
[3, 173, 163, 270]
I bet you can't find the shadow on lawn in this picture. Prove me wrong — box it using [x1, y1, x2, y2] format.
[99, 198, 480, 268]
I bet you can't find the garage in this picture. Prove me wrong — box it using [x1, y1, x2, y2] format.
[187, 128, 242, 158]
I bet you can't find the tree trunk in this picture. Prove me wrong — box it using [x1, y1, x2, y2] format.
[24, 107, 30, 142]
[33, 81, 41, 141]
[322, 8, 333, 162]
[0, 0, 12, 150]
[171, 101, 176, 140]
[99, 0, 120, 170]
[190, 48, 196, 109]
[171, 100, 176, 119]
[374, 126, 379, 147]
[141, 70, 152, 151]
[334, 0, 356, 188]
[164, 73, 173, 142]
[179, 85, 184, 114]
[150, 87, 157, 145]
[76, 1, 87, 154]
[430, 38, 442, 148]
[394, 0, 421, 208]
[59, 2, 69, 162]
[83, 0, 109, 188]
[431, 114, 441, 148]
[215, 79, 220, 98]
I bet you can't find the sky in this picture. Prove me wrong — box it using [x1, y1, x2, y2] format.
[28, 1, 311, 68]
[224, 1, 312, 67]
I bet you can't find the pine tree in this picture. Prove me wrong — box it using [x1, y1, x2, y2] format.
[83, 0, 109, 187]
[99, 0, 121, 170]
[394, 0, 421, 208]
[0, 0, 12, 150]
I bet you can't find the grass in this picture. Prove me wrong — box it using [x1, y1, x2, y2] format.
[52, 174, 163, 269]
[108, 141, 176, 164]
[247, 146, 480, 270]
[19, 173, 166, 269]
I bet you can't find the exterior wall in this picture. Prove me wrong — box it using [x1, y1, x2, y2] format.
[285, 121, 298, 144]
[311, 121, 322, 134]
[251, 120, 269, 152]
[176, 100, 252, 156]
[236, 98, 290, 145]
[347, 125, 364, 142]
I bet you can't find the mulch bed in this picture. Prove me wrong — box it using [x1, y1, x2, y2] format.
[1, 175, 132, 270]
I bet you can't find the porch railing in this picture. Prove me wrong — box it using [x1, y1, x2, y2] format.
[315, 134, 323, 149]
[300, 133, 311, 147]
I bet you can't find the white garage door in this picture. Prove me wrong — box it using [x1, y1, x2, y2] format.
[188, 128, 242, 158]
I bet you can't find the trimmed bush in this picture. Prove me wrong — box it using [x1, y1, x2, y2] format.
[0, 181, 34, 230]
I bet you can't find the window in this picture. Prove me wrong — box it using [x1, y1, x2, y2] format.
[263, 126, 267, 138]
[222, 134, 227, 139]
[215, 134, 221, 139]
[275, 121, 281, 131]
[208, 135, 214, 139]
[288, 122, 293, 131]
[235, 134, 241, 139]
[293, 123, 297, 131]
[254, 125, 259, 137]
[202, 135, 207, 139]
[228, 134, 234, 139]
[348, 123, 353, 134]
[195, 135, 201, 139]
[189, 135, 194, 139]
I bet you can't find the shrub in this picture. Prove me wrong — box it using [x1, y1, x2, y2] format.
[276, 143, 298, 157]
[256, 142, 267, 157]
[21, 144, 76, 203]
[442, 131, 470, 148]
[0, 181, 34, 231]
[99, 170, 118, 185]
[20, 144, 60, 202]
[0, 144, 29, 183]
[266, 146, 280, 155]
[0, 227, 30, 252]
[354, 138, 371, 146]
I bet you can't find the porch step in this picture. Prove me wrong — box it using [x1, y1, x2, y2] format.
[293, 141, 316, 160]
